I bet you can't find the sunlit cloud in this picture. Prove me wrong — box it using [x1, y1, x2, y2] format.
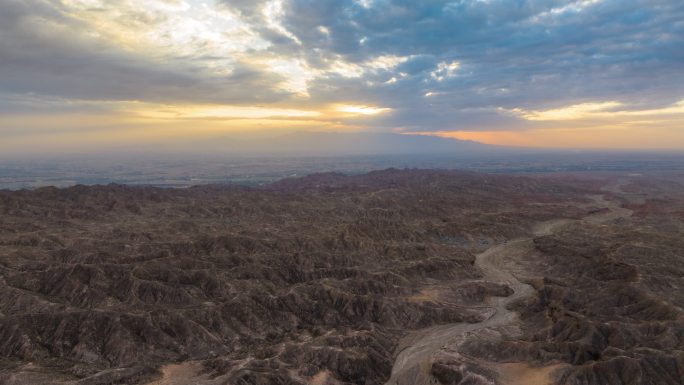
[61, 0, 268, 63]
[262, 58, 315, 95]
[530, 0, 603, 22]
[335, 104, 391, 115]
[354, 0, 373, 8]
[140, 105, 322, 119]
[324, 55, 413, 79]
[262, 0, 302, 45]
[511, 100, 684, 121]
[511, 102, 623, 121]
[367, 55, 413, 71]
[326, 60, 366, 78]
[430, 61, 461, 82]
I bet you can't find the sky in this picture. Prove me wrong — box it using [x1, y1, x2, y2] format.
[0, 0, 683, 156]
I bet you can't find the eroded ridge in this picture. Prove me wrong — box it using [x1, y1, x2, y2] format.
[1, 171, 683, 385]
[0, 170, 597, 385]
[386, 191, 633, 385]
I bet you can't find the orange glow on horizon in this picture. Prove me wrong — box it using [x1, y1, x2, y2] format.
[408, 125, 684, 150]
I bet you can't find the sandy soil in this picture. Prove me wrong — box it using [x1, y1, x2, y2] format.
[496, 363, 565, 385]
[146, 362, 204, 385]
[311, 370, 332, 385]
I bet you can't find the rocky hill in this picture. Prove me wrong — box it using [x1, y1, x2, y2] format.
[0, 169, 682, 385]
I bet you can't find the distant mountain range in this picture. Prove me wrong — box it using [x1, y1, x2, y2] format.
[195, 131, 518, 157]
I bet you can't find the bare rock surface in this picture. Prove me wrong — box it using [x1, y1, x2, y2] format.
[0, 169, 682, 385]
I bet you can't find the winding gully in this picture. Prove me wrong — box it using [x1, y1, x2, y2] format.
[386, 190, 632, 385]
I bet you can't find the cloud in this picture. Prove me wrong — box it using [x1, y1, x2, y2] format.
[0, 0, 288, 103]
[511, 100, 684, 121]
[335, 104, 391, 115]
[1, 0, 683, 150]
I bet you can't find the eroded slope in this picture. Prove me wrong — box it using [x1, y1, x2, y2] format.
[2, 170, 680, 385]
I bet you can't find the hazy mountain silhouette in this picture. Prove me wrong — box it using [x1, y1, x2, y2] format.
[192, 131, 518, 157]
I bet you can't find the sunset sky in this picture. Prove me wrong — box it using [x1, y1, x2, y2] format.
[1, 0, 683, 155]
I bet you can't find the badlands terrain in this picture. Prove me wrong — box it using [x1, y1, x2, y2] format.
[0, 169, 683, 385]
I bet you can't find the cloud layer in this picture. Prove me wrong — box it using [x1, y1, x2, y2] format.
[0, 0, 682, 151]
